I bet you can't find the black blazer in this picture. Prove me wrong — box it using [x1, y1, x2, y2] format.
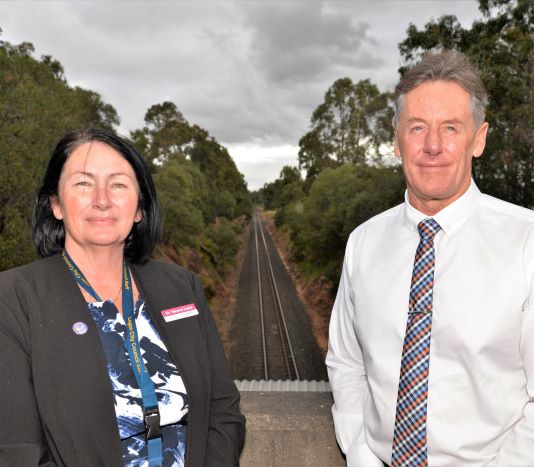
[0, 254, 245, 466]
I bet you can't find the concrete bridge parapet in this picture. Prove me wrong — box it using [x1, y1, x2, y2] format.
[237, 380, 346, 467]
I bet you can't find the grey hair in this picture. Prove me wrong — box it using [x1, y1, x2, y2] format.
[393, 49, 489, 129]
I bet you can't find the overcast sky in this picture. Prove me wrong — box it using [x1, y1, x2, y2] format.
[2, 1, 482, 189]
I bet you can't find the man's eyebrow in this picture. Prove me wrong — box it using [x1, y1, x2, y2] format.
[406, 118, 426, 125]
[405, 117, 465, 125]
[442, 118, 464, 125]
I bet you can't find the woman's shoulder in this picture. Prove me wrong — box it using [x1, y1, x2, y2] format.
[132, 258, 198, 286]
[0, 255, 68, 317]
[0, 254, 64, 287]
[134, 258, 193, 276]
[131, 259, 206, 306]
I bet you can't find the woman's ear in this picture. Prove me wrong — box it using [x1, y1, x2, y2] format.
[50, 196, 64, 220]
[135, 207, 142, 223]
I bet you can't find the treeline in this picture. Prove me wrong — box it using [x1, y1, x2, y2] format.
[0, 30, 252, 290]
[259, 0, 533, 292]
[130, 101, 252, 290]
[258, 73, 406, 286]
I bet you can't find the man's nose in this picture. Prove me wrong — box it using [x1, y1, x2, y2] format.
[424, 127, 442, 156]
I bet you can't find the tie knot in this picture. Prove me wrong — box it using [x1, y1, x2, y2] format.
[418, 218, 441, 242]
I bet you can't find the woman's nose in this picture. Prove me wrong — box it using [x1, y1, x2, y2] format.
[93, 185, 111, 209]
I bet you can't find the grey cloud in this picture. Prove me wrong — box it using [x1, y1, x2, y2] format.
[1, 0, 482, 188]
[240, 1, 375, 84]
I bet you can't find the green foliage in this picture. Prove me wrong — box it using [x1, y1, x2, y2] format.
[131, 101, 252, 236]
[398, 0, 533, 207]
[270, 78, 400, 292]
[129, 102, 251, 293]
[0, 208, 35, 270]
[154, 159, 207, 249]
[201, 217, 244, 275]
[132, 101, 202, 164]
[298, 78, 394, 179]
[0, 30, 249, 278]
[0, 34, 119, 270]
[189, 137, 252, 221]
[286, 165, 404, 285]
[271, 0, 532, 297]
[260, 165, 304, 212]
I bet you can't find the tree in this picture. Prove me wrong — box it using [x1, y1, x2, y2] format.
[260, 165, 304, 211]
[0, 33, 119, 270]
[189, 137, 252, 221]
[132, 101, 251, 223]
[287, 164, 404, 286]
[130, 101, 201, 166]
[129, 101, 252, 256]
[398, 0, 533, 207]
[154, 159, 207, 249]
[202, 217, 244, 274]
[298, 78, 394, 178]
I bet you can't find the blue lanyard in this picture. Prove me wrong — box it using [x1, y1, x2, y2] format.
[62, 250, 163, 466]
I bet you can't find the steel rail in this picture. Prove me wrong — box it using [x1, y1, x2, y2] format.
[256, 212, 300, 381]
[263, 240, 293, 379]
[254, 212, 269, 380]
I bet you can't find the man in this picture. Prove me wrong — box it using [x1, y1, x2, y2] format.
[326, 49, 534, 466]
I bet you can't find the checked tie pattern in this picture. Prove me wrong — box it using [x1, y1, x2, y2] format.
[391, 218, 441, 466]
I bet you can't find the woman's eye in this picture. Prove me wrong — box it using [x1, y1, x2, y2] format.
[75, 181, 90, 187]
[112, 183, 127, 189]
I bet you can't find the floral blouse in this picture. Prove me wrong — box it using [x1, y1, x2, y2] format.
[87, 297, 188, 466]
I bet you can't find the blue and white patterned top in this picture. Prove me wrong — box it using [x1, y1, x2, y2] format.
[87, 296, 188, 466]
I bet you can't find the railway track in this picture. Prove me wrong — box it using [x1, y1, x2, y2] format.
[253, 211, 300, 381]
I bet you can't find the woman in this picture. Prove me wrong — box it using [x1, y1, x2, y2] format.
[0, 128, 245, 466]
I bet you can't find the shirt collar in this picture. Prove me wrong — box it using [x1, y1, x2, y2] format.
[403, 180, 481, 235]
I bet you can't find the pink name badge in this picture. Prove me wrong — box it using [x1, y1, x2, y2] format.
[161, 304, 199, 322]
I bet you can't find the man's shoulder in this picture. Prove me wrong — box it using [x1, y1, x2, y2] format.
[479, 193, 534, 225]
[349, 203, 405, 239]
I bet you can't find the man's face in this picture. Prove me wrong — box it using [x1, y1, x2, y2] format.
[394, 80, 488, 215]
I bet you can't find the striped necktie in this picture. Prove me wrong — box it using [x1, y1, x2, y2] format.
[391, 218, 441, 466]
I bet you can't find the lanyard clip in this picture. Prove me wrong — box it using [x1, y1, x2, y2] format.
[144, 407, 161, 441]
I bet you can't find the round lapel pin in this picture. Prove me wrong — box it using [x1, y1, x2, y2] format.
[72, 321, 88, 335]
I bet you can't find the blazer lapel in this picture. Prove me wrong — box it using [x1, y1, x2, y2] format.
[130, 261, 212, 465]
[131, 262, 211, 393]
[32, 255, 122, 466]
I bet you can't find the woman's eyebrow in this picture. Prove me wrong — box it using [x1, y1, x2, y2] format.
[68, 171, 133, 178]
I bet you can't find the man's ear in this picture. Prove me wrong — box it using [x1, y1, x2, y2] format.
[473, 122, 489, 159]
[393, 129, 401, 158]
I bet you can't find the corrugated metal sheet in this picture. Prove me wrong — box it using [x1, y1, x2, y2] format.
[235, 380, 331, 392]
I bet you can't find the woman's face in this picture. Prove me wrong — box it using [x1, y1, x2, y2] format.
[51, 141, 142, 252]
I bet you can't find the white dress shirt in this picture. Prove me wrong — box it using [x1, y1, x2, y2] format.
[326, 181, 534, 466]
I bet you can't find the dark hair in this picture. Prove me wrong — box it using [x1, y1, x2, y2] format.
[393, 48, 488, 129]
[32, 127, 160, 263]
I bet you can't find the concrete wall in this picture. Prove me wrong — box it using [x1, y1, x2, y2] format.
[239, 391, 345, 467]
